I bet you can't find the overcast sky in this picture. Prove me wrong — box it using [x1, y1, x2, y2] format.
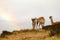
[0, 0, 60, 33]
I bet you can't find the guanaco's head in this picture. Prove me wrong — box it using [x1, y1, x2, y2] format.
[49, 16, 52, 19]
[31, 17, 37, 22]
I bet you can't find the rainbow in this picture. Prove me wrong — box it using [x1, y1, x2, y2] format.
[0, 7, 20, 31]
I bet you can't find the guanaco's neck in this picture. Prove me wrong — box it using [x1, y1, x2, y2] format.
[50, 17, 54, 25]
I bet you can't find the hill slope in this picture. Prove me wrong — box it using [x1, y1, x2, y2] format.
[0, 24, 60, 40]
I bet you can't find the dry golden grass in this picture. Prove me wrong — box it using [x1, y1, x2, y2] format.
[0, 29, 60, 40]
[0, 24, 60, 40]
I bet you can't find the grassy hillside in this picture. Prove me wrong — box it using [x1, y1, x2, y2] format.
[0, 24, 60, 40]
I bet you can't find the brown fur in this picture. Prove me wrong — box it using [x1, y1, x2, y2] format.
[49, 16, 60, 25]
[32, 17, 45, 29]
[37, 17, 45, 28]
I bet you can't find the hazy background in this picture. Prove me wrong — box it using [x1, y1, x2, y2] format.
[0, 0, 60, 34]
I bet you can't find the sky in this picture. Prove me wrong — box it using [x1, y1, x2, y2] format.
[0, 0, 60, 34]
